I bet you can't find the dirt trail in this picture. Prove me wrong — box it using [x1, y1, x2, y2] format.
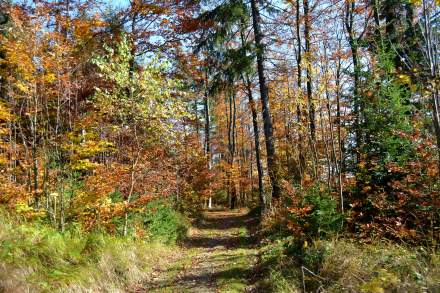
[132, 209, 259, 293]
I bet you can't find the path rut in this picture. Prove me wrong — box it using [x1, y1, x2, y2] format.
[132, 209, 259, 293]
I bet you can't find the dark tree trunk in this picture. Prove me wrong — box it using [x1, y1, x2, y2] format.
[244, 74, 265, 210]
[203, 70, 212, 208]
[345, 0, 361, 163]
[335, 52, 345, 212]
[303, 0, 315, 143]
[250, 0, 280, 200]
[228, 89, 237, 209]
[204, 73, 210, 158]
[295, 0, 306, 181]
[194, 98, 200, 137]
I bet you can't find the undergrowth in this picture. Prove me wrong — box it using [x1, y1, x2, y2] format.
[259, 237, 439, 292]
[143, 200, 189, 244]
[0, 209, 179, 292]
[257, 183, 440, 292]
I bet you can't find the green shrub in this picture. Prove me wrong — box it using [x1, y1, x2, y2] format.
[285, 184, 344, 240]
[143, 200, 189, 244]
[303, 185, 344, 238]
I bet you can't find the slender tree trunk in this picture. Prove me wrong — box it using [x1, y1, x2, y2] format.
[129, 11, 138, 80]
[323, 44, 340, 188]
[303, 0, 318, 178]
[123, 154, 138, 237]
[238, 20, 265, 209]
[335, 51, 344, 213]
[433, 90, 440, 166]
[243, 74, 265, 210]
[420, 0, 440, 168]
[285, 77, 294, 177]
[295, 0, 305, 181]
[59, 182, 65, 232]
[250, 137, 254, 197]
[250, 0, 280, 200]
[203, 70, 212, 208]
[303, 0, 315, 142]
[30, 84, 39, 207]
[345, 0, 361, 164]
[194, 98, 200, 137]
[123, 127, 140, 237]
[319, 103, 332, 186]
[228, 89, 237, 209]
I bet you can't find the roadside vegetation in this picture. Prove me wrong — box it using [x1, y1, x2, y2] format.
[259, 235, 439, 292]
[0, 205, 187, 292]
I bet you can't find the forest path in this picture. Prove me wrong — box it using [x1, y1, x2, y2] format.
[132, 209, 260, 293]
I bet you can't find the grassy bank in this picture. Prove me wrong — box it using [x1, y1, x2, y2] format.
[0, 210, 180, 292]
[259, 237, 440, 292]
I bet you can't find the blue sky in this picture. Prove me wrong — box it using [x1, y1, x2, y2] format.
[106, 0, 129, 8]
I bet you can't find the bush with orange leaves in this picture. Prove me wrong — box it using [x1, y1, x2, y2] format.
[348, 135, 440, 244]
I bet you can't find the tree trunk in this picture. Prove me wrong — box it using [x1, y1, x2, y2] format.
[228, 89, 237, 209]
[335, 52, 345, 212]
[303, 0, 318, 178]
[295, 0, 305, 181]
[345, 0, 361, 164]
[250, 0, 280, 200]
[420, 0, 440, 168]
[243, 74, 265, 210]
[203, 71, 212, 208]
[59, 182, 65, 232]
[123, 126, 140, 237]
[303, 0, 315, 142]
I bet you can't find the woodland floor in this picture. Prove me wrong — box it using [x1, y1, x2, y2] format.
[130, 209, 260, 293]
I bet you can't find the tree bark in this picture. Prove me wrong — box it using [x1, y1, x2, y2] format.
[420, 0, 440, 168]
[203, 70, 212, 208]
[228, 89, 237, 209]
[303, 0, 315, 142]
[335, 51, 344, 212]
[250, 0, 281, 200]
[243, 74, 265, 210]
[345, 0, 361, 163]
[295, 0, 306, 181]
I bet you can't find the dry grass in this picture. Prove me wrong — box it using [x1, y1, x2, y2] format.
[260, 238, 440, 293]
[0, 209, 179, 292]
[313, 239, 439, 292]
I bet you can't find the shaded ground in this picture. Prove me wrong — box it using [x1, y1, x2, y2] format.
[131, 209, 259, 293]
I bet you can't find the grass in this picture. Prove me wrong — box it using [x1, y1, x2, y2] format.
[215, 226, 257, 292]
[259, 237, 440, 293]
[0, 209, 179, 292]
[215, 248, 256, 292]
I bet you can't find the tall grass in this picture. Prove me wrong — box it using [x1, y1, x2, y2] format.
[259, 237, 440, 292]
[0, 209, 178, 292]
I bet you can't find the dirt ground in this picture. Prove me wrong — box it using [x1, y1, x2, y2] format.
[130, 209, 260, 293]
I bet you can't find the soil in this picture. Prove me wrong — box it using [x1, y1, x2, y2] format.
[130, 208, 260, 293]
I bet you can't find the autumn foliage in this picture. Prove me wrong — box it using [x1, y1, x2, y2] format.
[0, 0, 439, 247]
